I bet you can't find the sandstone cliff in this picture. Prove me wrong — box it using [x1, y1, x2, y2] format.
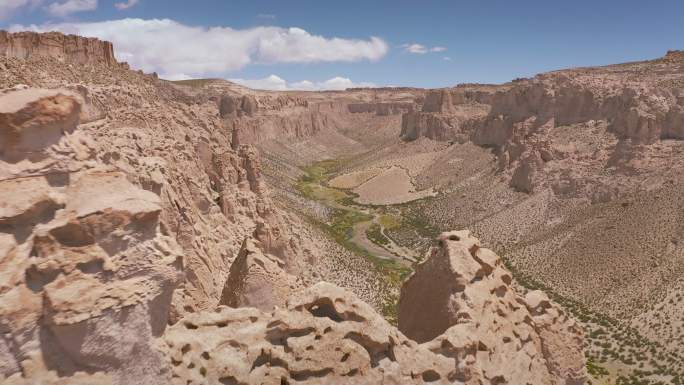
[0, 85, 587, 384]
[402, 53, 684, 197]
[0, 31, 125, 68]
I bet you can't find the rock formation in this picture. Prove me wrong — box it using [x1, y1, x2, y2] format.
[399, 230, 586, 385]
[401, 53, 684, 197]
[0, 31, 125, 68]
[0, 88, 182, 384]
[167, 232, 587, 385]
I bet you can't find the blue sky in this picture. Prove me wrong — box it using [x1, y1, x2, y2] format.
[2, 0, 684, 89]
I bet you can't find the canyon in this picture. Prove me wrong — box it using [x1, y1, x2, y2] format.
[0, 31, 683, 385]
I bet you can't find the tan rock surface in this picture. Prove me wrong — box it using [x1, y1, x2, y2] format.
[0, 31, 125, 68]
[167, 233, 587, 385]
[399, 230, 587, 385]
[0, 89, 182, 384]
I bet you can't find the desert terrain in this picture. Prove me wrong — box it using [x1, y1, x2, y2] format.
[0, 31, 683, 385]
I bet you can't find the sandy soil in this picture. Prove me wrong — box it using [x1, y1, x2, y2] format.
[328, 168, 382, 189]
[353, 166, 436, 205]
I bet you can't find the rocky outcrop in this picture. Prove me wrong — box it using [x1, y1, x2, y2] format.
[0, 89, 182, 384]
[401, 51, 684, 196]
[400, 88, 491, 142]
[0, 31, 125, 68]
[399, 230, 587, 385]
[219, 237, 303, 311]
[166, 282, 456, 385]
[219, 94, 259, 118]
[167, 232, 587, 385]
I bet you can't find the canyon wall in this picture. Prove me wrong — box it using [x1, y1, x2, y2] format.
[0, 31, 126, 68]
[402, 54, 684, 196]
[0, 31, 588, 384]
[0, 84, 587, 385]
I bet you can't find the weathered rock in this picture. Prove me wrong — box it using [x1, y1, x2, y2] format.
[219, 237, 303, 310]
[169, 264, 588, 385]
[401, 51, 684, 197]
[0, 32, 595, 385]
[0, 31, 124, 68]
[0, 89, 182, 385]
[167, 282, 456, 385]
[348, 102, 414, 116]
[399, 230, 587, 385]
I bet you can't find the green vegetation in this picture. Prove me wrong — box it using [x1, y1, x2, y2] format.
[296, 159, 346, 201]
[378, 214, 401, 229]
[500, 251, 684, 385]
[329, 208, 373, 242]
[296, 159, 412, 325]
[587, 357, 609, 378]
[399, 210, 440, 238]
[366, 223, 390, 246]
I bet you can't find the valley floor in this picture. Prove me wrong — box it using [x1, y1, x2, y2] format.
[287, 154, 684, 385]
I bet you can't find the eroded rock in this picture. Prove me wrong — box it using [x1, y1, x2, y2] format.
[399, 230, 587, 385]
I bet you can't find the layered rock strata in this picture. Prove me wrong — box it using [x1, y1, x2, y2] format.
[0, 31, 125, 68]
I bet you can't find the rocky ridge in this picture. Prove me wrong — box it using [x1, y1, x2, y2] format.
[0, 31, 126, 69]
[401, 53, 684, 197]
[165, 231, 586, 385]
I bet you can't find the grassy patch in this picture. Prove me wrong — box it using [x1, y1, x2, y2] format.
[378, 214, 401, 229]
[296, 159, 345, 201]
[587, 357, 610, 378]
[366, 223, 390, 246]
[329, 208, 373, 241]
[299, 183, 348, 201]
[400, 209, 440, 238]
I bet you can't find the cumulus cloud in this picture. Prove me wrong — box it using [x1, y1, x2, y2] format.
[228, 75, 377, 91]
[114, 0, 138, 10]
[401, 43, 447, 54]
[11, 18, 389, 79]
[46, 0, 97, 16]
[0, 0, 41, 20]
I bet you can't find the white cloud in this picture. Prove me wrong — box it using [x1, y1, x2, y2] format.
[228, 75, 377, 91]
[114, 0, 138, 10]
[402, 43, 447, 55]
[11, 18, 389, 79]
[46, 0, 97, 16]
[443, 56, 452, 61]
[402, 43, 427, 54]
[229, 74, 289, 91]
[0, 0, 41, 20]
[257, 13, 276, 19]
